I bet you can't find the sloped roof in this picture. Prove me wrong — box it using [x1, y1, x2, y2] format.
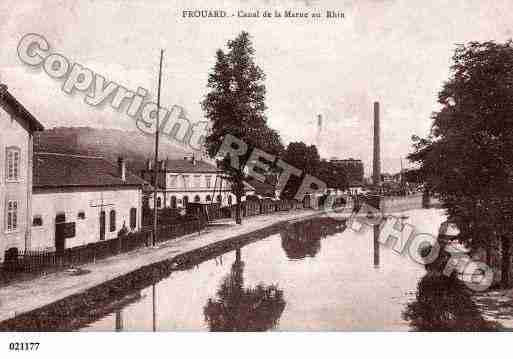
[34, 152, 146, 189]
[143, 159, 219, 174]
[0, 84, 44, 132]
[246, 178, 276, 197]
[243, 181, 255, 192]
[348, 181, 364, 187]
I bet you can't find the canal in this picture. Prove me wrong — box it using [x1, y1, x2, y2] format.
[2, 208, 497, 331]
[82, 215, 427, 331]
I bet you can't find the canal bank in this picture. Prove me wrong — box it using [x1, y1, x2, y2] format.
[0, 209, 324, 324]
[3, 206, 513, 331]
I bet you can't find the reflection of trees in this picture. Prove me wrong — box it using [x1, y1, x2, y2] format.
[203, 248, 286, 331]
[403, 273, 499, 331]
[280, 219, 342, 260]
[281, 221, 321, 259]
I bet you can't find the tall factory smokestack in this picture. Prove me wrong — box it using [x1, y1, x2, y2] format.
[372, 102, 381, 187]
[316, 114, 323, 151]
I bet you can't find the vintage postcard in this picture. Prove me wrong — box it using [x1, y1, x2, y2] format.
[0, 0, 512, 356]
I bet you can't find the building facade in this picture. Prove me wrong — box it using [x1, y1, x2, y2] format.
[31, 153, 144, 251]
[0, 84, 44, 262]
[142, 157, 239, 209]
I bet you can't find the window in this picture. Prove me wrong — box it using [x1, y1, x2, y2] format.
[171, 196, 177, 209]
[182, 175, 189, 189]
[6, 147, 21, 181]
[109, 210, 116, 232]
[169, 175, 177, 188]
[130, 208, 137, 229]
[194, 175, 201, 188]
[206, 195, 212, 202]
[77, 211, 86, 220]
[32, 215, 43, 227]
[194, 195, 201, 203]
[205, 176, 212, 188]
[183, 196, 189, 207]
[216, 195, 222, 203]
[228, 195, 233, 205]
[6, 200, 19, 232]
[157, 197, 162, 208]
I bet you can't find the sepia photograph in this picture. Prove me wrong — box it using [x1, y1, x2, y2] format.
[0, 0, 513, 356]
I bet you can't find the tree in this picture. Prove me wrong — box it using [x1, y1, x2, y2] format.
[317, 159, 348, 191]
[280, 142, 321, 199]
[202, 32, 284, 224]
[409, 41, 513, 287]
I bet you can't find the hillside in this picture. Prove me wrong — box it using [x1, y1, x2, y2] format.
[34, 127, 202, 174]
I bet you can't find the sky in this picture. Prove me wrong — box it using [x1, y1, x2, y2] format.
[2, 0, 513, 175]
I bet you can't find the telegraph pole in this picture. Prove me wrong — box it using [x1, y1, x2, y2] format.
[372, 101, 381, 187]
[153, 50, 164, 246]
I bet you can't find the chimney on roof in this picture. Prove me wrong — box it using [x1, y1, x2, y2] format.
[118, 157, 126, 181]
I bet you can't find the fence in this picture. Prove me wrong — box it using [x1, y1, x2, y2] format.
[4, 196, 308, 275]
[153, 218, 205, 242]
[223, 199, 307, 219]
[2, 218, 206, 274]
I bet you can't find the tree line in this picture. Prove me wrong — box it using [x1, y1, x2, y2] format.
[202, 31, 348, 224]
[409, 40, 513, 287]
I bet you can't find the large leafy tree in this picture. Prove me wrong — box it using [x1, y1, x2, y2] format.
[317, 159, 348, 191]
[409, 41, 513, 287]
[280, 142, 321, 199]
[279, 142, 347, 198]
[202, 32, 284, 223]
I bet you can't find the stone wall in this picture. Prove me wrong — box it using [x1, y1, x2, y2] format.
[380, 193, 424, 213]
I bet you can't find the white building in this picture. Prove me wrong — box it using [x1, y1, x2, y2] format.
[0, 84, 44, 262]
[142, 156, 240, 209]
[31, 153, 145, 251]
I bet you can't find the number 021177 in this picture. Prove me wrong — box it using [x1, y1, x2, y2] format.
[9, 342, 40, 351]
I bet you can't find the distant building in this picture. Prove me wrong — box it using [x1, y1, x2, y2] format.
[141, 156, 241, 209]
[0, 84, 44, 262]
[31, 153, 144, 251]
[381, 172, 403, 184]
[329, 158, 364, 186]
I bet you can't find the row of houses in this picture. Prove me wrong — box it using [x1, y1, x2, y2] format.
[0, 84, 264, 263]
[0, 84, 149, 262]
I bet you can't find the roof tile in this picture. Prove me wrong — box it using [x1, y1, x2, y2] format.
[34, 152, 146, 189]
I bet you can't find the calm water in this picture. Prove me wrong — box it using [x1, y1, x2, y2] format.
[83, 218, 426, 331]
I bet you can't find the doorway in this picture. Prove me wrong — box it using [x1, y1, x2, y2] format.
[100, 210, 106, 241]
[55, 213, 66, 253]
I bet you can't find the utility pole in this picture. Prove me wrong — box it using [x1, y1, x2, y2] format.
[372, 101, 381, 187]
[152, 50, 164, 246]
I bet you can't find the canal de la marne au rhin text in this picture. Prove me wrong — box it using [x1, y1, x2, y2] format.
[182, 10, 345, 19]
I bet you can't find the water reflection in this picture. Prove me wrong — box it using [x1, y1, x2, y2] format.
[403, 273, 500, 331]
[280, 218, 345, 260]
[2, 214, 440, 331]
[204, 247, 286, 331]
